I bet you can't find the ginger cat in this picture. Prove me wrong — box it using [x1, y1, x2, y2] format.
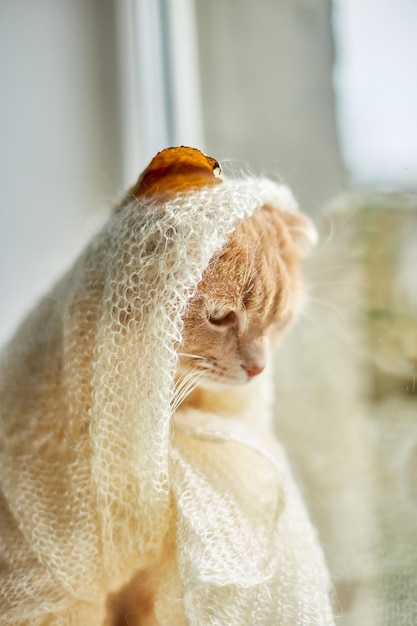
[179, 203, 311, 392]
[107, 174, 315, 626]
[1, 146, 323, 626]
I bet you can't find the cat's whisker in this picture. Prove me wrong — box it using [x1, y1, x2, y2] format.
[239, 302, 249, 336]
[172, 369, 206, 411]
[241, 241, 251, 289]
[330, 203, 363, 234]
[241, 229, 267, 289]
[178, 352, 207, 361]
[174, 369, 201, 395]
[243, 268, 260, 292]
[311, 215, 336, 257]
[240, 269, 260, 318]
[172, 379, 196, 412]
[305, 296, 347, 324]
[312, 204, 363, 258]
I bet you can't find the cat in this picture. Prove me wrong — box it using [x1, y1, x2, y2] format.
[0, 146, 319, 625]
[106, 199, 315, 626]
[178, 203, 311, 390]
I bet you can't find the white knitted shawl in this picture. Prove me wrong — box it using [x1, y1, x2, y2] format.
[0, 170, 334, 625]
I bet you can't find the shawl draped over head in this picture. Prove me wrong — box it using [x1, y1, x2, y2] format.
[0, 147, 334, 625]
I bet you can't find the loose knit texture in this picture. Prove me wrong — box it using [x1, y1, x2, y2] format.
[0, 167, 334, 625]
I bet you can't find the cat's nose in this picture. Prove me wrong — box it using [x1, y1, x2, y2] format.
[242, 362, 265, 379]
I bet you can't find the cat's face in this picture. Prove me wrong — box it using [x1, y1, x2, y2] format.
[179, 205, 314, 389]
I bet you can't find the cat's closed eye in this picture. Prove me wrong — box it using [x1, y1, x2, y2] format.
[207, 309, 237, 327]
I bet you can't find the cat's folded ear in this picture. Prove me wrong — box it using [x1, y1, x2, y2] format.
[278, 209, 318, 257]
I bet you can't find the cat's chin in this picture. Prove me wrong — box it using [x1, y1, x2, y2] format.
[197, 376, 250, 391]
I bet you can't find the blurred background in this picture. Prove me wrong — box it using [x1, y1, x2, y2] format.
[1, 0, 416, 344]
[1, 1, 416, 624]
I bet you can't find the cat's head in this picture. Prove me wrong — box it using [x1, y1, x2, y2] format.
[127, 146, 316, 390]
[179, 203, 316, 388]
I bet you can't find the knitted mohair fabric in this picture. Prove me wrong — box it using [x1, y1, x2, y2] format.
[0, 152, 334, 625]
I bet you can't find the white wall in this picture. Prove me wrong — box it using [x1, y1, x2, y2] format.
[0, 0, 122, 345]
[0, 0, 205, 346]
[333, 0, 417, 188]
[194, 0, 347, 216]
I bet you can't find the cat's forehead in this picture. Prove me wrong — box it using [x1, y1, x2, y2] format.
[196, 207, 297, 320]
[218, 210, 286, 274]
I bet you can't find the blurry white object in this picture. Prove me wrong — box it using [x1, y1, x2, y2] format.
[115, 0, 204, 188]
[333, 0, 417, 188]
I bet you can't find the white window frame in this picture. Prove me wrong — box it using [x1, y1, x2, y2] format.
[115, 0, 204, 188]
